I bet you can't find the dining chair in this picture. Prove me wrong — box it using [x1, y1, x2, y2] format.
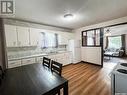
[51, 60, 63, 76]
[42, 57, 51, 68]
[0, 66, 4, 85]
[51, 61, 63, 95]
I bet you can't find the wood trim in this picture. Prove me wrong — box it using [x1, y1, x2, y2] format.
[81, 61, 102, 67]
[103, 22, 127, 28]
[82, 45, 101, 47]
[82, 29, 101, 47]
[100, 28, 104, 67]
[83, 22, 127, 32]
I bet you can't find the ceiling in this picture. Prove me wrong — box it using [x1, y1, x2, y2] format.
[13, 0, 127, 29]
[104, 24, 127, 35]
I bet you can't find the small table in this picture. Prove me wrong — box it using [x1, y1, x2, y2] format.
[104, 52, 114, 59]
[0, 63, 68, 95]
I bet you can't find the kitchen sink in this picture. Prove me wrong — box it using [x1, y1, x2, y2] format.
[120, 63, 127, 67]
[117, 69, 127, 74]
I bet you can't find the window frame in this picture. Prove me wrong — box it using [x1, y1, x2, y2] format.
[82, 28, 101, 47]
[107, 35, 122, 48]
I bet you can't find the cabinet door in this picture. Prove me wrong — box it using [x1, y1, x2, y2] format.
[8, 60, 21, 68]
[17, 26, 30, 46]
[5, 25, 17, 47]
[30, 28, 40, 46]
[58, 32, 74, 45]
[55, 53, 65, 65]
[22, 58, 36, 66]
[63, 52, 70, 65]
[48, 55, 56, 61]
[36, 56, 44, 63]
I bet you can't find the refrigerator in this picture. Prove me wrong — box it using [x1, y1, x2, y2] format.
[68, 40, 81, 64]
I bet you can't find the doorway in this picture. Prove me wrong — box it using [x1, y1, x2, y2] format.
[103, 24, 127, 69]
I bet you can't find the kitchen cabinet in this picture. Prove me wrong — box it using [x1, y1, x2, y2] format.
[17, 26, 30, 46]
[36, 55, 48, 63]
[51, 52, 71, 66]
[29, 28, 40, 46]
[47, 55, 56, 61]
[58, 32, 74, 45]
[22, 58, 36, 66]
[5, 25, 17, 47]
[8, 60, 22, 68]
[7, 52, 72, 69]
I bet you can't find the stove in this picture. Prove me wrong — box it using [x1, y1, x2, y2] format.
[111, 63, 127, 95]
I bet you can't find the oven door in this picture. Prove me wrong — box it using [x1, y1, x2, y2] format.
[115, 74, 127, 94]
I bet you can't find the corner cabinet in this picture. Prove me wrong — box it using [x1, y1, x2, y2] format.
[5, 25, 17, 47]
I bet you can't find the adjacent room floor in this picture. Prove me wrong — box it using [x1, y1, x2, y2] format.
[104, 57, 127, 69]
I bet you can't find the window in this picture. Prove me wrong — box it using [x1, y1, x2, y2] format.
[82, 29, 101, 46]
[108, 36, 122, 48]
[87, 30, 95, 45]
[39, 32, 58, 48]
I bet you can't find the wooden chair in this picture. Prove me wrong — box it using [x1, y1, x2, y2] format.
[51, 61, 63, 95]
[51, 60, 63, 76]
[42, 57, 51, 68]
[0, 66, 4, 85]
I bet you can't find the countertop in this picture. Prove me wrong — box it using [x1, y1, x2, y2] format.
[8, 51, 71, 61]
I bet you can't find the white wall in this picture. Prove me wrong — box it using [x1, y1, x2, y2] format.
[74, 16, 127, 64]
[81, 47, 102, 65]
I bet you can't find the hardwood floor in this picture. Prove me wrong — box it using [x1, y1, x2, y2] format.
[62, 63, 112, 95]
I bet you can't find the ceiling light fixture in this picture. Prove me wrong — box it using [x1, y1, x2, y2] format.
[64, 13, 74, 20]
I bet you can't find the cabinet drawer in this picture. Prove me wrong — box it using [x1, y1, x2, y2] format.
[36, 56, 44, 63]
[22, 58, 36, 66]
[8, 60, 21, 68]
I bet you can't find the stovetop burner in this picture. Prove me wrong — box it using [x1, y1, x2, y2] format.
[117, 69, 127, 74]
[120, 63, 127, 67]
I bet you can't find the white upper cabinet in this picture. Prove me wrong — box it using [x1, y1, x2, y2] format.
[17, 26, 30, 46]
[5, 25, 17, 47]
[29, 28, 40, 46]
[58, 32, 74, 45]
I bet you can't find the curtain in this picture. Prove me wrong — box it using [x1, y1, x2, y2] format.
[121, 34, 125, 55]
[105, 37, 108, 49]
[55, 33, 58, 48]
[0, 18, 7, 71]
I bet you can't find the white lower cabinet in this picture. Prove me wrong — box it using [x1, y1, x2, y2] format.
[8, 52, 72, 69]
[22, 58, 36, 66]
[36, 56, 44, 63]
[55, 52, 71, 66]
[47, 55, 56, 61]
[8, 60, 22, 68]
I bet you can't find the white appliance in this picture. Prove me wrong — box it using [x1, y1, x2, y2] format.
[68, 40, 81, 63]
[111, 63, 127, 95]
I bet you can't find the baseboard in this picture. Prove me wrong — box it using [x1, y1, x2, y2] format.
[81, 61, 102, 67]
